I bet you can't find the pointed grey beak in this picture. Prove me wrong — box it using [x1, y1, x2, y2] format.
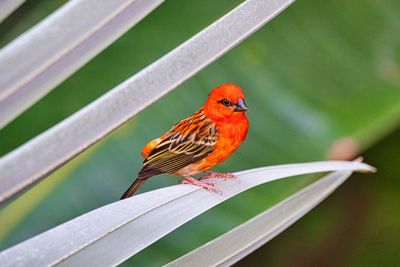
[234, 98, 248, 112]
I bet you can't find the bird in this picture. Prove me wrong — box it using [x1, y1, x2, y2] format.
[121, 83, 249, 199]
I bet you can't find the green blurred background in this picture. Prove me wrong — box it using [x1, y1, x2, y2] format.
[0, 0, 399, 266]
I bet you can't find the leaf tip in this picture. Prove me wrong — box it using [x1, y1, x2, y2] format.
[353, 157, 376, 173]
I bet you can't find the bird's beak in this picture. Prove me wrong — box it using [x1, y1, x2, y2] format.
[234, 98, 248, 112]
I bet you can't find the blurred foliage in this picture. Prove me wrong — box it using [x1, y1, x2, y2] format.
[0, 0, 399, 266]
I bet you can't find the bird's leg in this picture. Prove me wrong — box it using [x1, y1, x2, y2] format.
[180, 176, 221, 194]
[199, 171, 238, 181]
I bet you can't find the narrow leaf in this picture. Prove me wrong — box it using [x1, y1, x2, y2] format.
[0, 0, 165, 128]
[0, 0, 26, 23]
[0, 0, 295, 205]
[166, 170, 353, 266]
[0, 161, 374, 267]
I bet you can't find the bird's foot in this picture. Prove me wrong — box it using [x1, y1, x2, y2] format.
[199, 171, 238, 181]
[180, 176, 221, 194]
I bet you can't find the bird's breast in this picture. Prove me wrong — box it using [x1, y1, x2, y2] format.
[193, 117, 248, 171]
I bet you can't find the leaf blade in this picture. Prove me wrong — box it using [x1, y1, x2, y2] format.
[0, 0, 26, 23]
[166, 170, 353, 266]
[0, 161, 374, 267]
[0, 0, 165, 128]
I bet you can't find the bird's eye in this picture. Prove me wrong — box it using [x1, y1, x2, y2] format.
[219, 98, 232, 107]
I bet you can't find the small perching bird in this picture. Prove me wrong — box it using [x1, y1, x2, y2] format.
[121, 84, 249, 199]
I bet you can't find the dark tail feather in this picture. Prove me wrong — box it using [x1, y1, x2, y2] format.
[120, 178, 148, 199]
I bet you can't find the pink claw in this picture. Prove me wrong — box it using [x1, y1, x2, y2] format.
[180, 176, 222, 194]
[199, 171, 238, 181]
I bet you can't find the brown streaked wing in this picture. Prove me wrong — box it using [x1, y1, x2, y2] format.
[138, 110, 217, 178]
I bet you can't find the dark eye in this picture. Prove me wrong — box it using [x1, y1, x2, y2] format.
[219, 98, 232, 107]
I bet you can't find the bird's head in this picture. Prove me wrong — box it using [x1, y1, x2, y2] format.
[204, 84, 248, 121]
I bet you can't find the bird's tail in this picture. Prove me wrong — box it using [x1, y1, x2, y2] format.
[120, 177, 148, 199]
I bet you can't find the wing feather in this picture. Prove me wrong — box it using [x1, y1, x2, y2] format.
[138, 109, 217, 178]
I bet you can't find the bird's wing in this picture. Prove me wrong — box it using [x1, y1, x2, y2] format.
[138, 109, 217, 178]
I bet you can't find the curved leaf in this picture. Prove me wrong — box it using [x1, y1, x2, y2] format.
[0, 161, 374, 267]
[166, 170, 353, 266]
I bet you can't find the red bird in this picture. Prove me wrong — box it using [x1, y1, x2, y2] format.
[121, 84, 249, 199]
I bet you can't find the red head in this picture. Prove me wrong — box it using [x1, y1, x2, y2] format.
[203, 84, 248, 122]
